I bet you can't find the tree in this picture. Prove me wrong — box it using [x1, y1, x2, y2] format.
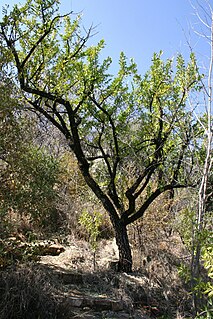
[0, 0, 202, 272]
[186, 0, 213, 313]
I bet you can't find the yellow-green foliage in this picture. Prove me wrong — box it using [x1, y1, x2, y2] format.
[174, 207, 196, 248]
[79, 210, 103, 251]
[202, 245, 213, 298]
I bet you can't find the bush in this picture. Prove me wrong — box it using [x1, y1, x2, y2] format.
[0, 264, 61, 319]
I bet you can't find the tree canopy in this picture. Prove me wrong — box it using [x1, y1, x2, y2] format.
[0, 0, 203, 272]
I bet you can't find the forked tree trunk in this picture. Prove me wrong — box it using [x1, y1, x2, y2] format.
[114, 221, 132, 273]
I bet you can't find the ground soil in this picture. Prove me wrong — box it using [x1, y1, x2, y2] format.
[38, 235, 192, 318]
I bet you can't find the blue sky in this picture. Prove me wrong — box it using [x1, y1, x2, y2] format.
[1, 0, 210, 75]
[69, 0, 195, 72]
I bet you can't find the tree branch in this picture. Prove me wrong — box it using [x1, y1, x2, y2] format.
[124, 183, 192, 225]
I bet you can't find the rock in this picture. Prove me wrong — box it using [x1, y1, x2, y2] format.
[7, 237, 17, 242]
[93, 298, 113, 311]
[120, 274, 148, 306]
[64, 296, 83, 307]
[44, 244, 65, 256]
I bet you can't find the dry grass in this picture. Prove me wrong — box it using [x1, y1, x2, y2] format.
[38, 233, 193, 318]
[0, 263, 62, 319]
[0, 192, 196, 318]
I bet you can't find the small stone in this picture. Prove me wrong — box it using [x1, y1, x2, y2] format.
[7, 237, 17, 242]
[93, 298, 112, 310]
[46, 244, 65, 255]
[65, 296, 83, 307]
[83, 307, 91, 310]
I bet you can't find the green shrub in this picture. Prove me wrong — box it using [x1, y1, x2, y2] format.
[79, 210, 103, 252]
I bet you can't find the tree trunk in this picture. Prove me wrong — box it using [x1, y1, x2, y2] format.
[114, 221, 132, 273]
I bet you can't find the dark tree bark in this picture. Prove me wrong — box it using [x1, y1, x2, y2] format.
[114, 221, 132, 272]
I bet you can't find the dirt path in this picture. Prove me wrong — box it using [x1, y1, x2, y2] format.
[39, 239, 155, 318]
